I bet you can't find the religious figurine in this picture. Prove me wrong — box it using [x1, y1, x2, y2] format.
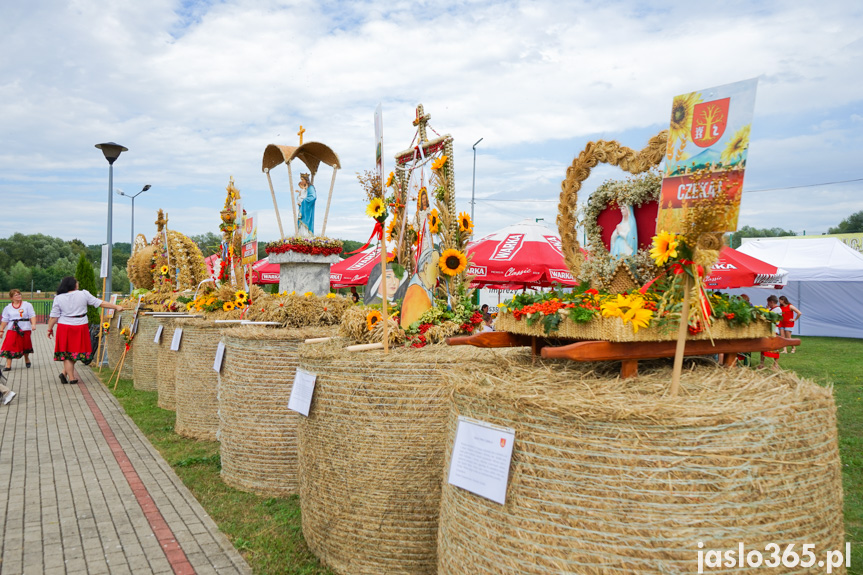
[610, 204, 638, 258]
[296, 173, 316, 236]
[400, 182, 439, 328]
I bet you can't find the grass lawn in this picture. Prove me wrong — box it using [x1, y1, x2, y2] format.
[96, 335, 861, 574]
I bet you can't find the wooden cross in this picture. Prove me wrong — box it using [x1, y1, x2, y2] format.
[297, 125, 305, 145]
[414, 104, 431, 143]
[155, 209, 167, 232]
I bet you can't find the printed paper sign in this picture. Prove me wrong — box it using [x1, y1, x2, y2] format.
[447, 416, 515, 505]
[213, 341, 226, 373]
[154, 325, 163, 343]
[287, 368, 317, 417]
[100, 244, 109, 278]
[658, 78, 758, 234]
[131, 295, 143, 335]
[241, 212, 258, 265]
[106, 294, 118, 318]
[170, 328, 183, 351]
[116, 314, 122, 329]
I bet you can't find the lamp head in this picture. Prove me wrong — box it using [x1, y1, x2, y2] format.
[116, 188, 125, 196]
[142, 184, 151, 192]
[95, 142, 128, 165]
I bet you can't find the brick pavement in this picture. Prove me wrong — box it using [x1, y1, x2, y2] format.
[0, 325, 251, 575]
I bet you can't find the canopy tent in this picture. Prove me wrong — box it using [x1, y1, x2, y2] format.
[727, 238, 863, 338]
[261, 141, 342, 239]
[250, 257, 280, 285]
[704, 246, 788, 289]
[330, 247, 392, 289]
[466, 219, 579, 288]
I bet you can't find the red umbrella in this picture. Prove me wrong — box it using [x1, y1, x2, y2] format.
[704, 246, 788, 289]
[466, 220, 580, 288]
[330, 247, 393, 288]
[250, 257, 280, 284]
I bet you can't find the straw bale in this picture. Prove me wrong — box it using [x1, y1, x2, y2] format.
[297, 342, 530, 575]
[338, 305, 407, 345]
[496, 313, 773, 342]
[156, 318, 178, 411]
[217, 325, 338, 497]
[132, 315, 160, 391]
[437, 361, 845, 574]
[172, 318, 223, 441]
[104, 313, 122, 370]
[109, 310, 135, 379]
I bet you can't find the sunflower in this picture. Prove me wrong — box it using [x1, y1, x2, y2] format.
[234, 298, 246, 309]
[720, 124, 751, 165]
[304, 291, 315, 297]
[649, 231, 679, 266]
[386, 217, 399, 241]
[600, 294, 654, 333]
[223, 301, 235, 312]
[326, 293, 337, 299]
[386, 172, 395, 187]
[387, 253, 395, 263]
[431, 155, 448, 171]
[234, 289, 248, 302]
[667, 92, 702, 154]
[366, 309, 383, 331]
[186, 302, 194, 311]
[366, 197, 386, 220]
[102, 322, 111, 330]
[428, 209, 440, 234]
[439, 248, 467, 276]
[458, 212, 473, 234]
[160, 265, 169, 275]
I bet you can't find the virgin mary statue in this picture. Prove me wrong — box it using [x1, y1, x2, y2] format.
[296, 173, 316, 236]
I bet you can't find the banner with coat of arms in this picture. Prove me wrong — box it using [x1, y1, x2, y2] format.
[657, 78, 758, 234]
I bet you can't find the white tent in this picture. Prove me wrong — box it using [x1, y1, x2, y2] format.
[727, 238, 863, 338]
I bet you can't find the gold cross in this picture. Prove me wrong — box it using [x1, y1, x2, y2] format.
[297, 125, 305, 145]
[414, 104, 431, 143]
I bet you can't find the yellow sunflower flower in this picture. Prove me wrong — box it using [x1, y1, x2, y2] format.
[668, 92, 701, 152]
[186, 302, 194, 310]
[234, 289, 248, 302]
[649, 231, 679, 266]
[223, 301, 235, 312]
[439, 248, 467, 276]
[366, 310, 383, 331]
[366, 197, 386, 220]
[429, 209, 440, 234]
[386, 217, 399, 242]
[458, 212, 473, 234]
[326, 293, 337, 299]
[386, 172, 395, 187]
[234, 298, 245, 309]
[160, 265, 169, 275]
[431, 156, 448, 170]
[304, 291, 315, 297]
[720, 124, 751, 165]
[102, 322, 111, 330]
[600, 294, 653, 333]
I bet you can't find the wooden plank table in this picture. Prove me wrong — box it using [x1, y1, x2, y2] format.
[447, 332, 801, 378]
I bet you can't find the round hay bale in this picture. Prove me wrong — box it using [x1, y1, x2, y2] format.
[132, 315, 160, 391]
[156, 318, 178, 411]
[437, 362, 845, 574]
[173, 318, 223, 441]
[219, 325, 337, 497]
[297, 342, 531, 575]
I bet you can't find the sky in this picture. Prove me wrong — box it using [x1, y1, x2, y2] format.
[1, 0, 862, 250]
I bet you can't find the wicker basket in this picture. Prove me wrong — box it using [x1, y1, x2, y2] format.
[106, 310, 135, 379]
[437, 362, 845, 574]
[132, 315, 160, 391]
[218, 326, 336, 497]
[173, 318, 222, 441]
[495, 313, 773, 342]
[297, 342, 530, 575]
[156, 318, 178, 411]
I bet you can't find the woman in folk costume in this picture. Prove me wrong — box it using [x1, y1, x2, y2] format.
[296, 172, 317, 236]
[46, 276, 123, 384]
[1, 288, 37, 371]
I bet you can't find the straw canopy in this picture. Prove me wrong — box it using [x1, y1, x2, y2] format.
[262, 142, 341, 175]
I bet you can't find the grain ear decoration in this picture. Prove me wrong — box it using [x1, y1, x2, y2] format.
[437, 362, 844, 575]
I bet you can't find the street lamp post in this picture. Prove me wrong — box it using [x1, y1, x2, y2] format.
[117, 185, 151, 293]
[95, 142, 128, 306]
[471, 137, 483, 223]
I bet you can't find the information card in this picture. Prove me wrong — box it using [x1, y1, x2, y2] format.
[213, 341, 226, 373]
[287, 368, 317, 417]
[154, 325, 163, 343]
[447, 416, 516, 505]
[170, 328, 183, 351]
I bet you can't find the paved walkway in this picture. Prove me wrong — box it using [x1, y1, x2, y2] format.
[0, 325, 251, 575]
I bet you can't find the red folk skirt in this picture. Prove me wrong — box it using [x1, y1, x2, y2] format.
[54, 323, 93, 364]
[1, 329, 33, 359]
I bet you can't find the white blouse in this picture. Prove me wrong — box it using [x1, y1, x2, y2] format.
[2, 302, 36, 331]
[50, 290, 103, 326]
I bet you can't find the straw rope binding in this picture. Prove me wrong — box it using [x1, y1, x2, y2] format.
[156, 318, 178, 411]
[173, 318, 223, 441]
[132, 315, 160, 391]
[437, 361, 845, 574]
[218, 326, 335, 497]
[297, 342, 531, 575]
